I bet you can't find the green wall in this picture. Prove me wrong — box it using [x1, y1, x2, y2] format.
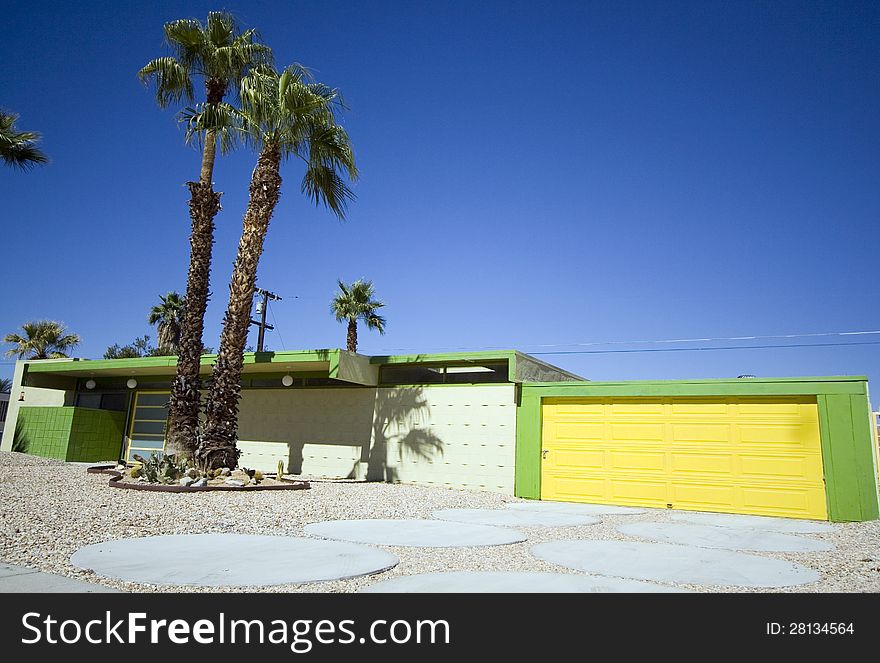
[515, 378, 879, 522]
[14, 406, 125, 462]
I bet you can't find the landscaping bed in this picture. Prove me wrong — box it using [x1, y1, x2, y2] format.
[88, 465, 310, 492]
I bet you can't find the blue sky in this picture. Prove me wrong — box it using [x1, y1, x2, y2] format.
[2, 1, 878, 401]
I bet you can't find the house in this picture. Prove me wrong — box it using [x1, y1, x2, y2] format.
[1, 349, 877, 522]
[0, 391, 9, 436]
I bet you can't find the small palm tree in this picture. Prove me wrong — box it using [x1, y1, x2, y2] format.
[148, 292, 186, 352]
[0, 377, 12, 393]
[331, 279, 386, 352]
[1, 111, 48, 171]
[197, 64, 357, 469]
[4, 321, 80, 359]
[139, 12, 272, 458]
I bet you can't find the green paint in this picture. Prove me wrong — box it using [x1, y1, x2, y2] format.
[24, 349, 339, 376]
[514, 391, 542, 499]
[14, 406, 125, 462]
[817, 394, 880, 521]
[515, 377, 879, 521]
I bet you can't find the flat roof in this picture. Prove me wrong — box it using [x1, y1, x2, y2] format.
[18, 348, 587, 385]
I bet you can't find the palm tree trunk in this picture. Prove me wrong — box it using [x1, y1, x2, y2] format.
[199, 130, 217, 185]
[198, 143, 282, 469]
[347, 319, 358, 352]
[164, 132, 220, 458]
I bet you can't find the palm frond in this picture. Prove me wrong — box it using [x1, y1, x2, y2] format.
[179, 102, 243, 154]
[1, 110, 48, 170]
[138, 56, 194, 108]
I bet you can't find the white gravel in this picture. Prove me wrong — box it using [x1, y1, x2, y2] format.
[1, 451, 878, 593]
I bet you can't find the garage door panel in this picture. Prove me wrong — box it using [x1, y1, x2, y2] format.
[670, 423, 732, 445]
[550, 421, 605, 441]
[669, 451, 735, 475]
[608, 450, 666, 473]
[551, 448, 604, 470]
[541, 397, 828, 520]
[609, 423, 665, 442]
[669, 482, 737, 511]
[609, 478, 668, 502]
[740, 485, 825, 516]
[737, 454, 824, 482]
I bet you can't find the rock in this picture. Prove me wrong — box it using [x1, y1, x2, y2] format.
[186, 468, 199, 480]
[191, 478, 208, 488]
[115, 464, 126, 471]
[221, 468, 232, 477]
[224, 478, 245, 487]
[179, 477, 195, 487]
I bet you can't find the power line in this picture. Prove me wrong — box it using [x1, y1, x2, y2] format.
[268, 300, 286, 351]
[530, 340, 880, 356]
[377, 329, 880, 353]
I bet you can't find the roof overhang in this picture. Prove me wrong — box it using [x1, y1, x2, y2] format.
[22, 349, 380, 386]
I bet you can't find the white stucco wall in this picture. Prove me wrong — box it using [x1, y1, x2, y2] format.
[237, 385, 517, 494]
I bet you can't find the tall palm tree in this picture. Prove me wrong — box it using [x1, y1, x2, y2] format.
[4, 321, 80, 359]
[331, 279, 386, 352]
[196, 64, 357, 469]
[148, 292, 186, 352]
[0, 377, 12, 393]
[139, 12, 272, 458]
[1, 111, 48, 170]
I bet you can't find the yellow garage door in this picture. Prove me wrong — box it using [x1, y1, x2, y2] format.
[541, 397, 828, 520]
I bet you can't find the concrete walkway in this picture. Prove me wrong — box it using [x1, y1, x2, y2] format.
[0, 563, 120, 593]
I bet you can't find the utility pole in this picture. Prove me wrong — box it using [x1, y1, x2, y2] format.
[249, 288, 281, 352]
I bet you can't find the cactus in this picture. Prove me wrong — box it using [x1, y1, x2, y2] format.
[253, 470, 263, 483]
[129, 465, 142, 479]
[277, 460, 284, 480]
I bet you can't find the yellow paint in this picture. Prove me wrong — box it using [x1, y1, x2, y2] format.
[541, 397, 828, 520]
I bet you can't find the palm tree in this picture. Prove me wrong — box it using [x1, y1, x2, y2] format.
[148, 292, 186, 352]
[139, 12, 272, 458]
[1, 111, 48, 170]
[197, 64, 357, 469]
[0, 378, 12, 393]
[331, 279, 386, 352]
[4, 321, 80, 359]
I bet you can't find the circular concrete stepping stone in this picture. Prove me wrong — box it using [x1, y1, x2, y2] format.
[618, 522, 833, 553]
[506, 501, 646, 516]
[531, 540, 820, 588]
[71, 534, 398, 587]
[670, 512, 834, 534]
[361, 571, 686, 593]
[432, 508, 599, 527]
[304, 519, 526, 547]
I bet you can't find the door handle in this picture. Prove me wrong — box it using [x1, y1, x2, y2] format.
[542, 449, 549, 459]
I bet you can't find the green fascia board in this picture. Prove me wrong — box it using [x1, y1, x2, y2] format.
[23, 349, 340, 376]
[520, 377, 868, 397]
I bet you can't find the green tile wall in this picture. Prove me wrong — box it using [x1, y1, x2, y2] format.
[14, 406, 125, 462]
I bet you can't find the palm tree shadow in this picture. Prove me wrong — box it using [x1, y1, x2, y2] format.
[357, 387, 444, 482]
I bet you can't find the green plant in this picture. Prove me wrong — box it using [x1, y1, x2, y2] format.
[1, 110, 48, 171]
[331, 279, 386, 352]
[4, 320, 80, 359]
[277, 459, 284, 479]
[133, 453, 190, 484]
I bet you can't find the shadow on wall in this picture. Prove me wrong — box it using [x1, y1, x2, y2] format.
[356, 387, 444, 482]
[12, 418, 30, 453]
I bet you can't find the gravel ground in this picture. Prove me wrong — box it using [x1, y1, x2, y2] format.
[1, 451, 878, 593]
